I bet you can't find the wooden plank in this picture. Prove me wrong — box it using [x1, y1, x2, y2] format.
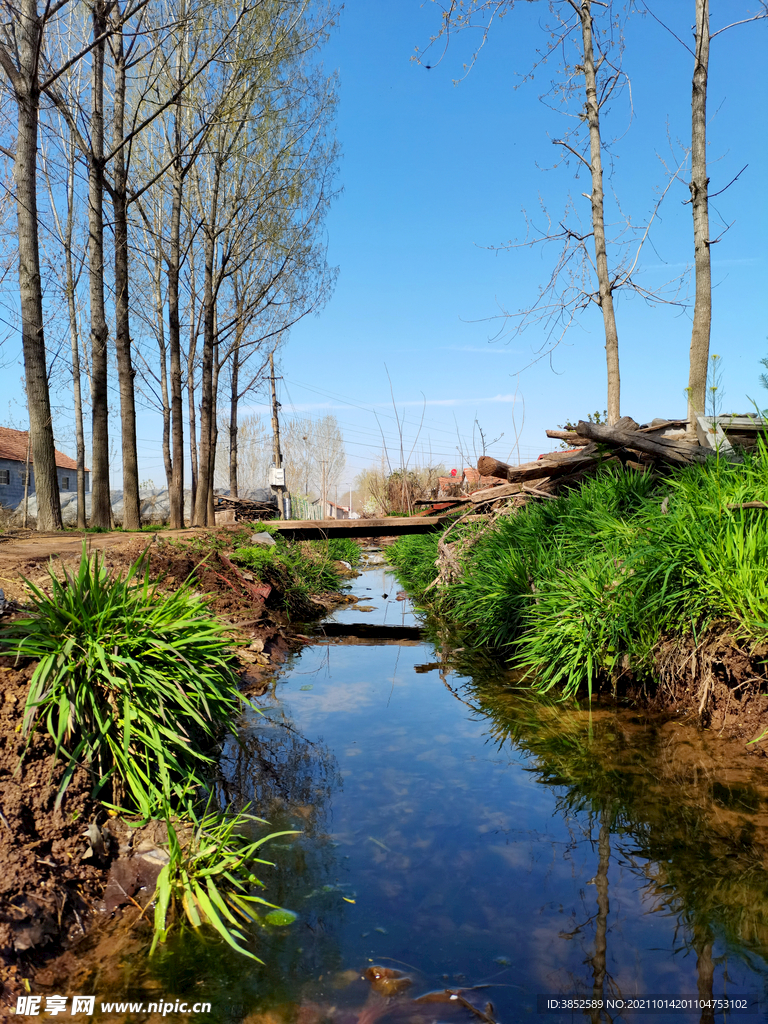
[315, 622, 424, 641]
[412, 500, 465, 516]
[271, 515, 454, 540]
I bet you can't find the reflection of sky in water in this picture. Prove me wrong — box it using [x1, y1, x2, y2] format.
[242, 567, 768, 1023]
[326, 559, 419, 627]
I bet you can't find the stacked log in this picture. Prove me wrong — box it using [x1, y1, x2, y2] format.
[213, 495, 277, 522]
[471, 417, 709, 511]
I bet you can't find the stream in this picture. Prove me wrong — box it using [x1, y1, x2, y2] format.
[67, 550, 768, 1021]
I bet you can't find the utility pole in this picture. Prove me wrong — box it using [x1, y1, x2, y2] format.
[268, 350, 286, 518]
[321, 459, 327, 519]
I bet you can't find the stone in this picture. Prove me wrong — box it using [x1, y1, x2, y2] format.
[250, 532, 277, 546]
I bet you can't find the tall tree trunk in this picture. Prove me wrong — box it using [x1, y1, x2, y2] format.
[167, 38, 186, 527]
[687, 0, 711, 424]
[64, 135, 87, 529]
[154, 232, 173, 492]
[229, 324, 242, 498]
[579, 0, 620, 425]
[0, 0, 62, 531]
[187, 288, 199, 516]
[193, 221, 217, 525]
[193, 163, 221, 526]
[88, 0, 112, 529]
[111, 12, 141, 530]
[208, 329, 220, 524]
[167, 163, 186, 526]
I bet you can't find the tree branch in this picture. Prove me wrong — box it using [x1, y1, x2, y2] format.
[552, 138, 592, 171]
[711, 11, 768, 38]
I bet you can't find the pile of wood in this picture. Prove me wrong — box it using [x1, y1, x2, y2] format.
[213, 494, 277, 522]
[468, 416, 710, 510]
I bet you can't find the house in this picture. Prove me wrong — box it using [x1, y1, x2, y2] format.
[311, 498, 357, 519]
[0, 427, 89, 509]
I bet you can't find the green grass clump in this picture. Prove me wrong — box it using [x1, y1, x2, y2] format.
[2, 547, 243, 814]
[152, 801, 299, 961]
[231, 538, 350, 617]
[326, 536, 362, 565]
[1, 544, 301, 962]
[389, 446, 768, 699]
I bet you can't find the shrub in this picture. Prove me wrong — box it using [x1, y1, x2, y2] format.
[231, 539, 346, 617]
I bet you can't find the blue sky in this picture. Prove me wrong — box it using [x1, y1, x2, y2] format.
[268, 0, 767, 487]
[2, 0, 766, 493]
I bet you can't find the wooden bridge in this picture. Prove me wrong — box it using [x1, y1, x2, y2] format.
[271, 514, 454, 541]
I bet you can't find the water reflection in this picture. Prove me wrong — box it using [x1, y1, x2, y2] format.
[44, 564, 768, 1023]
[453, 667, 768, 1019]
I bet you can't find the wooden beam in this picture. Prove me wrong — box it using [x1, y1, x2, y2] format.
[271, 515, 455, 540]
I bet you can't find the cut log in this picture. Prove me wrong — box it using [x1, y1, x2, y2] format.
[575, 421, 709, 464]
[478, 447, 604, 484]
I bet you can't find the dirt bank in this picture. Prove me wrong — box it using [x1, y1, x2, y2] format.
[0, 528, 355, 1009]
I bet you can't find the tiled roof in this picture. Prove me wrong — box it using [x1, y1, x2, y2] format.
[0, 427, 86, 472]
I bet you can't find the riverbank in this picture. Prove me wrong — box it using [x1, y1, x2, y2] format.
[388, 450, 768, 742]
[5, 551, 768, 1019]
[0, 528, 362, 1009]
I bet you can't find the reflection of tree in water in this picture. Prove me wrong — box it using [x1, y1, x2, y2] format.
[154, 706, 345, 1014]
[218, 707, 340, 838]
[442, 658, 768, 1020]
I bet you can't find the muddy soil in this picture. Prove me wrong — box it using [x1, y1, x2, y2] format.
[0, 653, 108, 1006]
[0, 529, 354, 1010]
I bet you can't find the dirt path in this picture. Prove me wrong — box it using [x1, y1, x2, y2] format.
[0, 527, 216, 563]
[0, 528, 241, 604]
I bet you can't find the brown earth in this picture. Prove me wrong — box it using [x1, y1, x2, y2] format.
[0, 527, 353, 1011]
[614, 626, 768, 745]
[0, 652, 109, 1007]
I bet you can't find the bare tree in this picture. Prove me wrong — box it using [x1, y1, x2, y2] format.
[40, 121, 88, 527]
[0, 0, 69, 530]
[417, 1, 687, 425]
[683, 0, 767, 421]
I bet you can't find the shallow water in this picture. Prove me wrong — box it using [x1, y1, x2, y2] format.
[202, 557, 768, 1023]
[60, 557, 768, 1021]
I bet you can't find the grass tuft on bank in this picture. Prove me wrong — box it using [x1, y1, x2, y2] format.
[0, 543, 300, 960]
[231, 536, 360, 617]
[389, 446, 768, 699]
[3, 547, 243, 813]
